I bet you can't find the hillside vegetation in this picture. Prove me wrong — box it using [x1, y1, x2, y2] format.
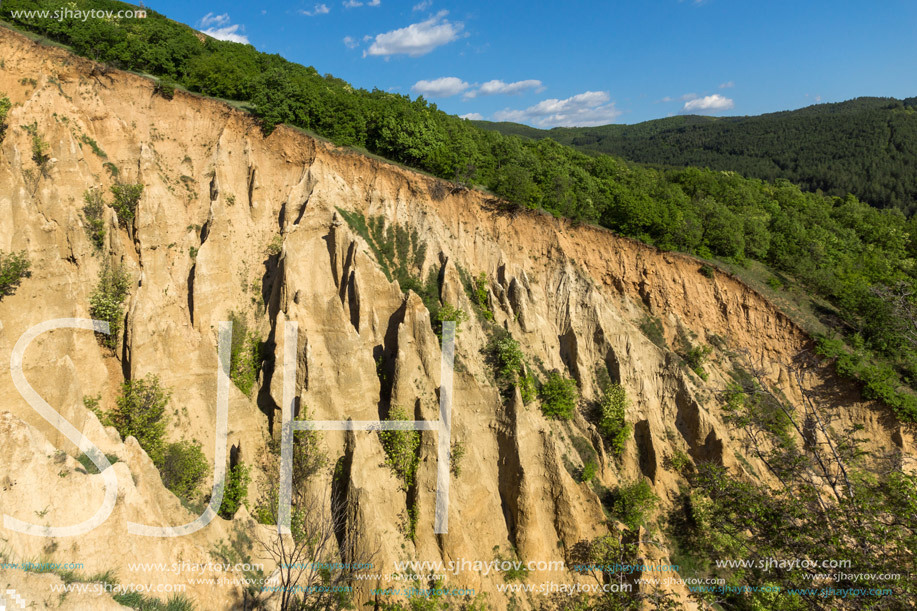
[4, 0, 917, 421]
[475, 97, 917, 213]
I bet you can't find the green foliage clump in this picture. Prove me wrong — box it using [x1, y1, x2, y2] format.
[0, 94, 11, 141]
[102, 378, 210, 503]
[219, 461, 251, 519]
[265, 234, 283, 256]
[493, 547, 528, 583]
[685, 344, 712, 381]
[160, 440, 208, 503]
[519, 373, 538, 405]
[379, 407, 420, 487]
[579, 461, 597, 483]
[450, 440, 466, 477]
[111, 375, 170, 466]
[473, 272, 493, 321]
[0, 250, 31, 299]
[597, 383, 631, 456]
[23, 122, 49, 170]
[80, 134, 106, 158]
[433, 302, 468, 339]
[228, 311, 262, 395]
[89, 264, 130, 349]
[336, 209, 441, 315]
[539, 371, 578, 420]
[82, 189, 106, 252]
[110, 182, 144, 228]
[666, 449, 693, 475]
[490, 334, 525, 381]
[610, 479, 657, 530]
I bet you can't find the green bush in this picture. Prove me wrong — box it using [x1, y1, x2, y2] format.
[0, 94, 10, 141]
[379, 407, 420, 487]
[0, 250, 31, 299]
[89, 264, 130, 349]
[580, 461, 597, 483]
[219, 461, 251, 518]
[228, 311, 262, 394]
[519, 373, 538, 404]
[490, 334, 525, 381]
[82, 190, 106, 252]
[598, 383, 631, 456]
[433, 302, 468, 339]
[450, 440, 466, 477]
[473, 272, 493, 321]
[110, 182, 144, 228]
[539, 371, 578, 420]
[685, 344, 712, 381]
[667, 449, 693, 475]
[23, 122, 49, 170]
[610, 479, 657, 530]
[160, 440, 208, 503]
[111, 375, 170, 465]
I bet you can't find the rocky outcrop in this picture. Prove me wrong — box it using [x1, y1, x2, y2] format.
[0, 27, 909, 610]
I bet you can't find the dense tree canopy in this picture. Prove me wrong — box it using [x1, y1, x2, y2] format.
[475, 97, 917, 213]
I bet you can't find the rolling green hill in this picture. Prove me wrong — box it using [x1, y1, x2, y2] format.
[474, 97, 917, 212]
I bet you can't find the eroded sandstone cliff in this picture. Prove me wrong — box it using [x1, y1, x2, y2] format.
[0, 27, 909, 610]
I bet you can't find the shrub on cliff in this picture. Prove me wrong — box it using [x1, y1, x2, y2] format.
[379, 407, 420, 487]
[539, 371, 578, 420]
[89, 263, 130, 350]
[598, 383, 631, 456]
[0, 250, 31, 299]
[110, 182, 144, 228]
[111, 375, 170, 465]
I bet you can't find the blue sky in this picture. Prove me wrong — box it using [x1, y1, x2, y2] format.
[148, 0, 916, 127]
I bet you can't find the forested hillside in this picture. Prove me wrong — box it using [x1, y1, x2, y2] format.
[475, 97, 917, 212]
[3, 0, 917, 422]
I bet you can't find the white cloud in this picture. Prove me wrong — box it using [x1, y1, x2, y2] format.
[680, 92, 698, 101]
[198, 13, 249, 44]
[343, 36, 359, 49]
[199, 13, 229, 27]
[719, 81, 734, 89]
[369, 0, 381, 5]
[300, 4, 330, 16]
[413, 0, 432, 10]
[460, 112, 483, 120]
[343, 0, 362, 6]
[464, 79, 543, 99]
[494, 91, 622, 127]
[412, 77, 470, 97]
[365, 10, 463, 57]
[682, 94, 734, 112]
[658, 96, 674, 103]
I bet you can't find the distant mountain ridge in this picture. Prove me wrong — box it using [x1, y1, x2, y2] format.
[474, 96, 917, 212]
